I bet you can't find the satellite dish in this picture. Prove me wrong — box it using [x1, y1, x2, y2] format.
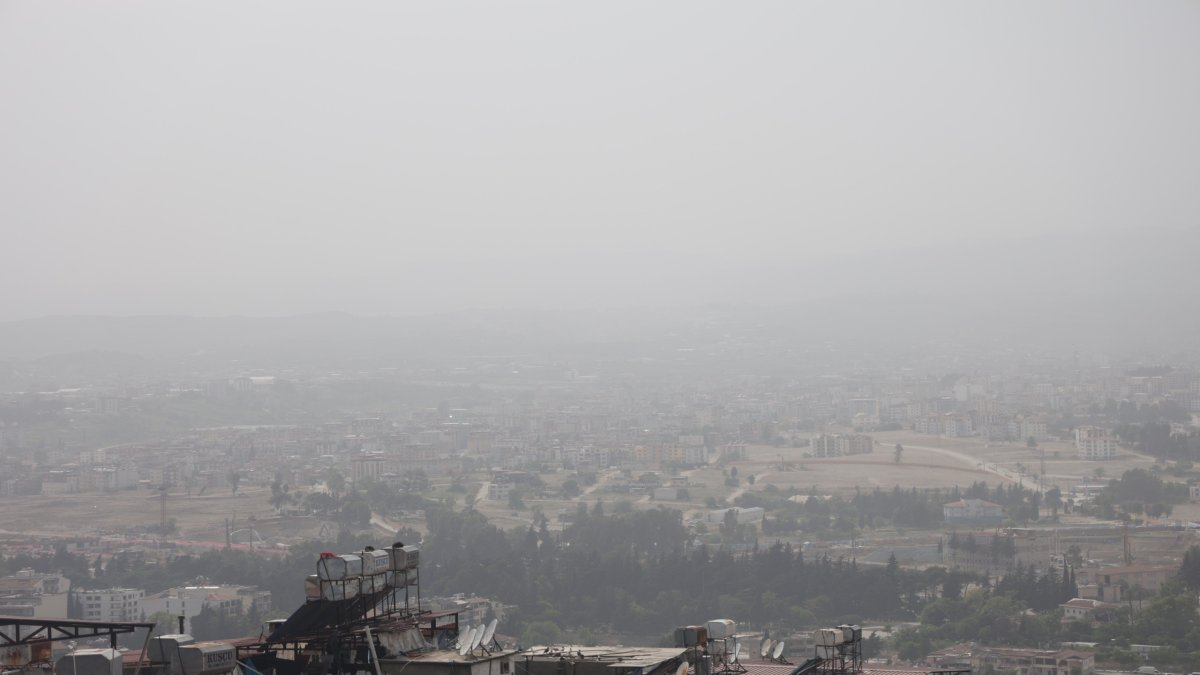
[674, 662, 688, 675]
[482, 619, 498, 646]
[760, 639, 772, 658]
[470, 624, 485, 651]
[458, 628, 473, 657]
[732, 644, 742, 663]
[773, 642, 785, 660]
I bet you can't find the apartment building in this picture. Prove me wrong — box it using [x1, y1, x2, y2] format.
[0, 569, 71, 617]
[1075, 426, 1118, 460]
[142, 585, 271, 633]
[73, 587, 144, 622]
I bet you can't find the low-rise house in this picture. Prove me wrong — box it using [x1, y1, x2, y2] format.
[943, 499, 1004, 525]
[970, 646, 1094, 675]
[1059, 598, 1117, 624]
[0, 570, 71, 617]
[1076, 565, 1173, 602]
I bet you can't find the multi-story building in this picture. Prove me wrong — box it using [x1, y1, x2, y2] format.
[0, 569, 71, 617]
[1077, 564, 1174, 602]
[810, 434, 873, 457]
[351, 454, 386, 484]
[943, 415, 974, 438]
[142, 585, 271, 633]
[73, 587, 144, 622]
[1010, 416, 1049, 443]
[943, 499, 1004, 525]
[969, 646, 1094, 675]
[1075, 426, 1118, 460]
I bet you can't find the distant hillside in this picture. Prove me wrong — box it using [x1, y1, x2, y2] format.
[1, 227, 1196, 363]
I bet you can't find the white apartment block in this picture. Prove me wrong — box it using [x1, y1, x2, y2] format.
[1075, 426, 1118, 460]
[142, 585, 271, 633]
[74, 587, 144, 622]
[810, 433, 873, 457]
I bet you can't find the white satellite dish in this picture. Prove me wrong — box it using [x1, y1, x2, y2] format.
[458, 628, 473, 657]
[772, 642, 785, 660]
[482, 619, 498, 647]
[674, 662, 688, 675]
[760, 639, 772, 658]
[732, 644, 742, 663]
[470, 624, 485, 651]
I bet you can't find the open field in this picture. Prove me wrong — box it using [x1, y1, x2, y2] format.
[0, 485, 304, 543]
[722, 430, 1159, 498]
[0, 431, 1179, 546]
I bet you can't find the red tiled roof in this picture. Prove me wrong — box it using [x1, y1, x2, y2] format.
[695, 662, 951, 675]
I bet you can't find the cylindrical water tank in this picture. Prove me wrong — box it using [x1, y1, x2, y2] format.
[361, 550, 390, 576]
[320, 579, 360, 601]
[817, 629, 841, 647]
[401, 545, 420, 570]
[705, 620, 736, 640]
[361, 574, 390, 594]
[387, 545, 407, 572]
[317, 554, 362, 580]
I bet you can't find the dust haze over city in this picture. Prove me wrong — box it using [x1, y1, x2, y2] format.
[2, 3, 1200, 675]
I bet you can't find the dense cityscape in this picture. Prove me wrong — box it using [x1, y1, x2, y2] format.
[3, 3, 1198, 675]
[3, 318, 1200, 673]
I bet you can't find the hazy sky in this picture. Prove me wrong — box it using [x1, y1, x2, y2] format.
[1, 1, 1197, 318]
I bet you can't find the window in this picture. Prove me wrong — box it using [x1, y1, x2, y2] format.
[500, 661, 510, 674]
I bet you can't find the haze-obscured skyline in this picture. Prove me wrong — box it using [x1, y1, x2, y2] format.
[2, 1, 1198, 319]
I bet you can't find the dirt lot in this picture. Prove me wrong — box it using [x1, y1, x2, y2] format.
[0, 485, 293, 542]
[721, 430, 1159, 498]
[2, 432, 1174, 545]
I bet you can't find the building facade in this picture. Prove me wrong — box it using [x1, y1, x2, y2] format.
[73, 587, 144, 622]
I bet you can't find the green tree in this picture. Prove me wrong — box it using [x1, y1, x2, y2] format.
[325, 469, 346, 500]
[1180, 545, 1200, 590]
[508, 490, 526, 511]
[520, 620, 562, 646]
[269, 478, 292, 512]
[561, 479, 581, 499]
[1045, 487, 1062, 518]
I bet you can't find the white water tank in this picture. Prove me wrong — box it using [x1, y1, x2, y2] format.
[401, 545, 420, 570]
[361, 573, 390, 594]
[706, 619, 736, 640]
[387, 546, 407, 571]
[817, 629, 842, 647]
[320, 579, 360, 601]
[317, 554, 362, 580]
[55, 649, 121, 675]
[174, 642, 236, 675]
[361, 549, 390, 576]
[149, 635, 195, 664]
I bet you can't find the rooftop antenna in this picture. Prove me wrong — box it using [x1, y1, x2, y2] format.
[482, 619, 498, 650]
[674, 662, 688, 675]
[470, 624, 485, 653]
[759, 639, 772, 659]
[458, 627, 475, 657]
[772, 642, 785, 661]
